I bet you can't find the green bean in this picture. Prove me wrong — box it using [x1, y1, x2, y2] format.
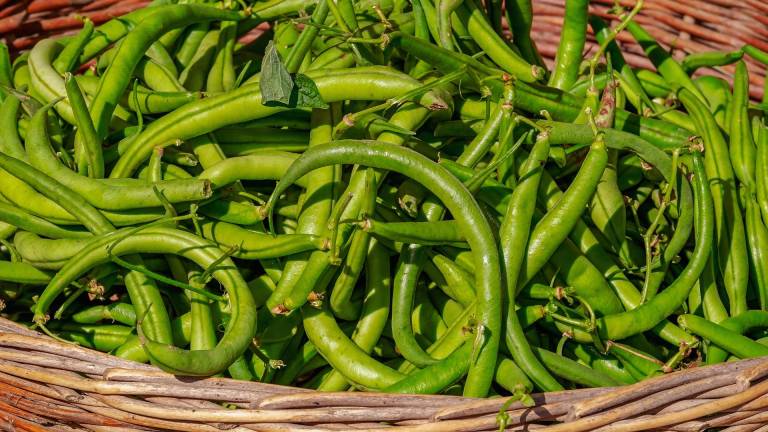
[364, 219, 465, 246]
[431, 253, 476, 307]
[24, 103, 212, 211]
[0, 261, 52, 285]
[590, 16, 657, 119]
[457, 0, 542, 82]
[199, 219, 325, 259]
[329, 164, 376, 321]
[136, 58, 186, 93]
[268, 107, 337, 312]
[72, 303, 137, 326]
[0, 96, 27, 160]
[284, 0, 329, 73]
[53, 19, 95, 74]
[743, 189, 768, 310]
[594, 147, 713, 341]
[198, 151, 306, 189]
[626, 21, 707, 105]
[498, 133, 562, 391]
[64, 73, 104, 178]
[548, 0, 587, 90]
[89, 5, 242, 139]
[0, 42, 11, 101]
[34, 227, 256, 375]
[693, 75, 731, 131]
[176, 22, 212, 68]
[179, 29, 220, 92]
[387, 341, 473, 394]
[571, 344, 636, 385]
[589, 80, 628, 262]
[391, 242, 439, 368]
[112, 67, 446, 177]
[506, 0, 544, 67]
[521, 134, 608, 293]
[730, 61, 757, 188]
[679, 314, 768, 360]
[318, 239, 391, 391]
[757, 124, 768, 225]
[265, 140, 500, 396]
[682, 50, 744, 74]
[207, 21, 237, 93]
[680, 89, 749, 316]
[706, 311, 768, 364]
[535, 347, 620, 388]
[59, 323, 134, 351]
[606, 342, 663, 380]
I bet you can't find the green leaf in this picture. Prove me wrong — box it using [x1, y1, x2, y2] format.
[260, 40, 293, 106]
[293, 73, 328, 109]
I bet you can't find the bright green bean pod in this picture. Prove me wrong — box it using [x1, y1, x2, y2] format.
[264, 140, 501, 396]
[197, 151, 306, 189]
[72, 303, 137, 326]
[589, 80, 627, 261]
[743, 190, 768, 310]
[65, 72, 104, 178]
[680, 88, 749, 316]
[694, 75, 731, 131]
[175, 22, 211, 68]
[206, 21, 237, 93]
[521, 134, 608, 291]
[364, 219, 465, 246]
[53, 19, 94, 73]
[386, 341, 472, 394]
[499, 134, 562, 391]
[679, 314, 768, 360]
[198, 219, 326, 259]
[506, 0, 544, 67]
[455, 0, 543, 82]
[626, 20, 707, 105]
[0, 203, 90, 240]
[318, 240, 391, 391]
[284, 0, 329, 73]
[757, 124, 768, 224]
[706, 311, 768, 364]
[0, 96, 27, 160]
[24, 103, 212, 211]
[112, 67, 447, 178]
[571, 344, 636, 385]
[0, 261, 51, 285]
[34, 227, 256, 375]
[303, 301, 405, 389]
[0, 42, 11, 101]
[729, 61, 757, 188]
[682, 50, 743, 74]
[392, 243, 439, 368]
[548, 0, 587, 90]
[179, 29, 220, 92]
[268, 107, 337, 312]
[590, 16, 657, 119]
[595, 148, 713, 341]
[89, 5, 242, 138]
[535, 347, 621, 388]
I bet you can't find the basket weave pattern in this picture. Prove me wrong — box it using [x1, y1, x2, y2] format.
[531, 0, 768, 101]
[1, 1, 768, 431]
[0, 0, 149, 51]
[0, 318, 767, 431]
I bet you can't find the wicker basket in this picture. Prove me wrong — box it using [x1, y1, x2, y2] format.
[2, 1, 768, 431]
[531, 0, 768, 101]
[1, 318, 768, 431]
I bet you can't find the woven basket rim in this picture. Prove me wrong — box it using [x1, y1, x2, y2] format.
[1, 317, 768, 431]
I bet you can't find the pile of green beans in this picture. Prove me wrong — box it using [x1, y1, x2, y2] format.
[1, 0, 768, 401]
